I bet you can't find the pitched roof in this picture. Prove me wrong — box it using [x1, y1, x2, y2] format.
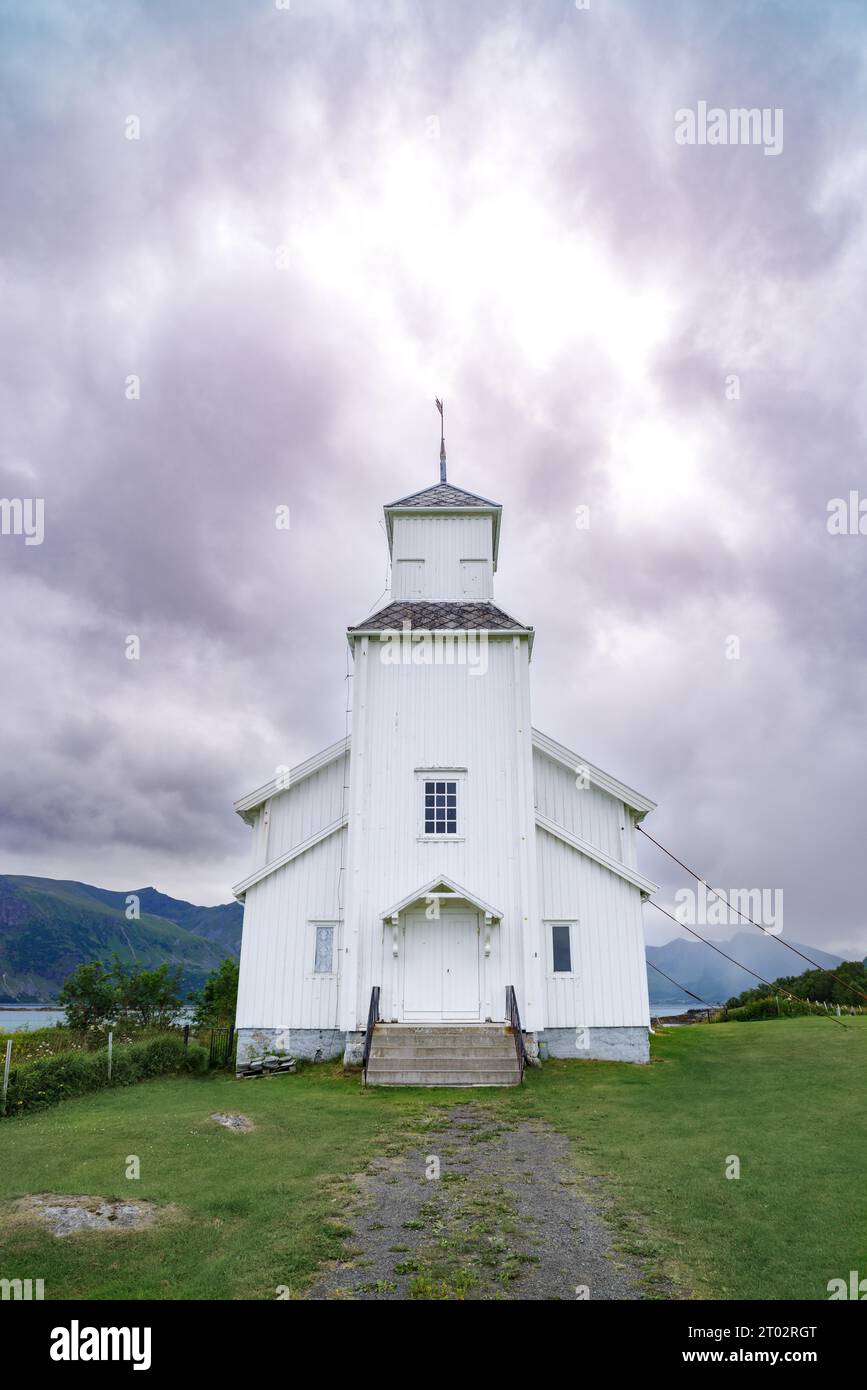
[535, 814, 658, 897]
[347, 600, 532, 634]
[531, 728, 656, 818]
[232, 814, 348, 901]
[380, 875, 504, 922]
[383, 481, 503, 567]
[233, 736, 350, 824]
[386, 482, 500, 509]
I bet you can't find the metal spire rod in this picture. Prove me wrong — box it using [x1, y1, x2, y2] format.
[435, 397, 446, 482]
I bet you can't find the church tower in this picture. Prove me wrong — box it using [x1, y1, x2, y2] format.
[340, 467, 545, 1035]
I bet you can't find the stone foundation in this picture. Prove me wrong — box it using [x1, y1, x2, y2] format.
[342, 1032, 365, 1068]
[235, 1027, 345, 1068]
[538, 1026, 650, 1064]
[237, 1024, 650, 1070]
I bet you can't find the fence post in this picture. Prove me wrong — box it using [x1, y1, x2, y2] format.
[2, 1038, 12, 1115]
[227, 1024, 235, 1070]
[183, 1024, 190, 1048]
[107, 1030, 113, 1082]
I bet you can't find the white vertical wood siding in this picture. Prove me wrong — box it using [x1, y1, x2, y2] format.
[391, 515, 494, 600]
[236, 753, 348, 1030]
[536, 826, 649, 1028]
[264, 755, 346, 864]
[533, 748, 627, 863]
[235, 827, 346, 1030]
[346, 634, 536, 1026]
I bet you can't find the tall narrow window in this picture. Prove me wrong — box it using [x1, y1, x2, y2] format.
[424, 779, 457, 835]
[313, 924, 334, 974]
[551, 923, 572, 973]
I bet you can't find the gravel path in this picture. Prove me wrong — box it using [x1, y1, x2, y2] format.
[309, 1104, 661, 1301]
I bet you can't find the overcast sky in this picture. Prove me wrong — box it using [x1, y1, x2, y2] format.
[1, 0, 865, 955]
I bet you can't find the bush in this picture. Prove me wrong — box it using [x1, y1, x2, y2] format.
[720, 996, 813, 1022]
[114, 960, 184, 1029]
[1, 1034, 209, 1117]
[714, 996, 862, 1023]
[188, 958, 239, 1026]
[56, 961, 119, 1032]
[725, 961, 867, 1012]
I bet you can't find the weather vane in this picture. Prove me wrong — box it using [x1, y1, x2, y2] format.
[435, 398, 446, 483]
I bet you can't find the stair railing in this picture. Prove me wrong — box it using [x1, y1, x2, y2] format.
[505, 985, 526, 1081]
[362, 985, 381, 1085]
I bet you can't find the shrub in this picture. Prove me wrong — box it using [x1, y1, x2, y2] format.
[188, 958, 239, 1026]
[715, 996, 861, 1023]
[1, 1034, 209, 1117]
[114, 959, 184, 1029]
[56, 961, 119, 1032]
[54, 958, 188, 1036]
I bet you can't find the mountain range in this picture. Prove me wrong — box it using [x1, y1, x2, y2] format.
[646, 932, 850, 1006]
[0, 873, 859, 1011]
[0, 875, 242, 1003]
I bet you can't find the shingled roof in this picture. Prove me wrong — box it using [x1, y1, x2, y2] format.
[348, 600, 532, 634]
[385, 482, 501, 510]
[383, 481, 504, 566]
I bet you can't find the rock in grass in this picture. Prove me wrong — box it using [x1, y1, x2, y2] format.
[7, 1194, 166, 1237]
[210, 1112, 255, 1132]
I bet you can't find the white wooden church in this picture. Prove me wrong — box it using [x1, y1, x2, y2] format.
[232, 450, 658, 1084]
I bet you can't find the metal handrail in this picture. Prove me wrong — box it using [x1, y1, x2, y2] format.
[362, 986, 381, 1084]
[505, 985, 526, 1081]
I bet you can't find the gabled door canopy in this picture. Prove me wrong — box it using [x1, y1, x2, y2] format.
[380, 875, 503, 924]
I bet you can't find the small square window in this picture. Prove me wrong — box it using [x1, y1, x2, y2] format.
[552, 924, 572, 973]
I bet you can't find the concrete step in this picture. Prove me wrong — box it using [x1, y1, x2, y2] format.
[369, 1045, 516, 1050]
[375, 1026, 511, 1037]
[366, 1070, 521, 1087]
[364, 1024, 523, 1087]
[368, 1054, 519, 1071]
[371, 1053, 517, 1064]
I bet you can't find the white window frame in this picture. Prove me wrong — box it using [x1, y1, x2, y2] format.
[416, 768, 466, 841]
[545, 919, 577, 976]
[310, 920, 339, 977]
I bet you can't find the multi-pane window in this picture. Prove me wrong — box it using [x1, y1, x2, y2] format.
[551, 923, 573, 973]
[424, 779, 457, 836]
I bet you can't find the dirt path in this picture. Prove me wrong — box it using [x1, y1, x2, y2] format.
[310, 1104, 664, 1301]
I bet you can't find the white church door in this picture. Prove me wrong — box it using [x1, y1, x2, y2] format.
[401, 909, 481, 1021]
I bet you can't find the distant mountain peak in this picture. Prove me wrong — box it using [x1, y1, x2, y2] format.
[0, 874, 242, 1005]
[646, 931, 848, 1006]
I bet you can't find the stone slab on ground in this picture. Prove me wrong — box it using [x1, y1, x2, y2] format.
[4, 1194, 167, 1238]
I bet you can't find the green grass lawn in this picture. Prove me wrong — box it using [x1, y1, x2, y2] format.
[1, 1016, 864, 1300]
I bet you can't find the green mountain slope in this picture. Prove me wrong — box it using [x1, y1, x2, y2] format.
[0, 876, 242, 1003]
